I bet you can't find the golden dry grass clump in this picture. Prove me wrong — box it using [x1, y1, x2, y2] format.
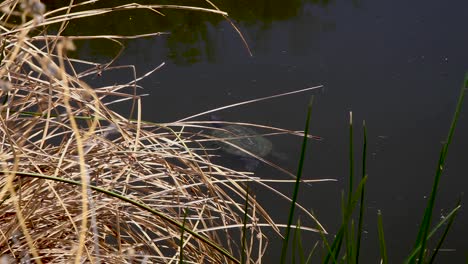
[0, 1, 326, 263]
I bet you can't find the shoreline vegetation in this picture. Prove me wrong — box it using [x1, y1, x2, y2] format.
[0, 1, 465, 263]
[0, 1, 328, 263]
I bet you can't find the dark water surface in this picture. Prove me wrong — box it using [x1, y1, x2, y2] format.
[65, 0, 468, 262]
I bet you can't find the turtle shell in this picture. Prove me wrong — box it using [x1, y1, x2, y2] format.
[211, 125, 273, 158]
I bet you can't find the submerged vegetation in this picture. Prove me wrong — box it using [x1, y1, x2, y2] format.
[0, 1, 465, 263]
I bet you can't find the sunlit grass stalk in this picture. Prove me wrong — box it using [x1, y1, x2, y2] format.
[57, 44, 91, 264]
[3, 170, 241, 264]
[241, 185, 250, 264]
[408, 72, 467, 263]
[280, 96, 314, 264]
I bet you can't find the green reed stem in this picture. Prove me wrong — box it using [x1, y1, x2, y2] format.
[280, 96, 314, 264]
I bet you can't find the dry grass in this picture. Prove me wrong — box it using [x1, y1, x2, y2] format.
[0, 1, 330, 263]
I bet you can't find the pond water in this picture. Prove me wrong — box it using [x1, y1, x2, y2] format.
[62, 0, 468, 262]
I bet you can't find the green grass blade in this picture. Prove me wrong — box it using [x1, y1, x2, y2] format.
[305, 241, 319, 264]
[355, 121, 367, 264]
[377, 210, 388, 264]
[295, 220, 307, 264]
[329, 111, 355, 263]
[325, 112, 362, 264]
[428, 198, 461, 263]
[334, 191, 346, 262]
[348, 111, 354, 206]
[292, 219, 300, 264]
[406, 203, 461, 261]
[409, 72, 467, 263]
[323, 176, 368, 264]
[349, 219, 356, 263]
[442, 72, 468, 166]
[329, 230, 343, 264]
[316, 212, 337, 264]
[294, 218, 313, 264]
[320, 231, 338, 264]
[414, 149, 443, 263]
[345, 112, 355, 263]
[280, 96, 314, 264]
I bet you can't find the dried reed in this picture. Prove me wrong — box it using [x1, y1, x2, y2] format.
[0, 1, 329, 263]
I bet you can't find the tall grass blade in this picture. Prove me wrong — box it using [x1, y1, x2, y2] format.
[326, 112, 356, 263]
[413, 149, 443, 263]
[350, 219, 356, 262]
[323, 176, 368, 264]
[428, 198, 461, 263]
[280, 96, 314, 264]
[295, 219, 312, 264]
[355, 121, 367, 264]
[317, 217, 337, 264]
[345, 112, 355, 263]
[306, 241, 319, 264]
[292, 219, 300, 264]
[377, 210, 388, 264]
[338, 191, 346, 262]
[330, 111, 354, 263]
[406, 203, 461, 262]
[348, 111, 354, 206]
[409, 73, 467, 263]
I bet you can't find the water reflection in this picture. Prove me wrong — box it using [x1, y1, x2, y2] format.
[43, 0, 337, 64]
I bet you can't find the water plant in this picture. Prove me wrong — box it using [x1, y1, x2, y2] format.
[281, 74, 467, 263]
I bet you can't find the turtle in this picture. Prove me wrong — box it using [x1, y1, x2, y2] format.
[209, 115, 283, 170]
